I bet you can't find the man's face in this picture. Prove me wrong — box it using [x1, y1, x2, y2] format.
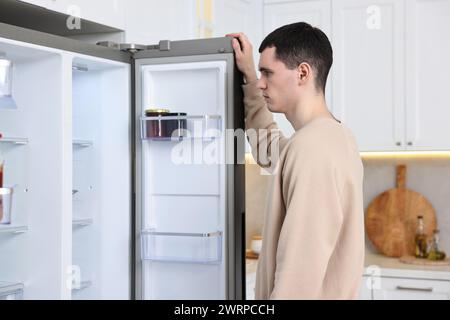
[257, 47, 299, 113]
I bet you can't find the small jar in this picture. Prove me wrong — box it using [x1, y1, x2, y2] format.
[145, 108, 170, 139]
[145, 108, 187, 139]
[165, 112, 187, 139]
[0, 187, 13, 225]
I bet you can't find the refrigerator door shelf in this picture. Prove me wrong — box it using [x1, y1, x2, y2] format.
[71, 280, 93, 292]
[0, 282, 24, 300]
[140, 115, 222, 141]
[0, 137, 29, 145]
[141, 229, 223, 264]
[72, 140, 93, 148]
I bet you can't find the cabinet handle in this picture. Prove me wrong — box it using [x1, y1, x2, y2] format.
[396, 286, 433, 292]
[407, 142, 413, 146]
[396, 142, 402, 146]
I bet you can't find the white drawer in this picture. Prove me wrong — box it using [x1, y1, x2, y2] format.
[373, 277, 450, 300]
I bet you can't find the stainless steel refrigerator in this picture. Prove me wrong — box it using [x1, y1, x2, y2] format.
[0, 22, 245, 300]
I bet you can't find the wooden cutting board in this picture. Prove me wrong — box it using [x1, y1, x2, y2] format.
[365, 165, 437, 257]
[399, 255, 450, 266]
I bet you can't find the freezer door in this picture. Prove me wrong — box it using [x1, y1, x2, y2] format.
[133, 38, 245, 300]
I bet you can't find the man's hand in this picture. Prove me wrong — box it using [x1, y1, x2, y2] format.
[226, 33, 258, 83]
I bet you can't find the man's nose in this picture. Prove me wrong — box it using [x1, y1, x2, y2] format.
[256, 78, 266, 90]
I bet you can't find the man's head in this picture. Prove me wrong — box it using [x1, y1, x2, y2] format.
[257, 22, 333, 113]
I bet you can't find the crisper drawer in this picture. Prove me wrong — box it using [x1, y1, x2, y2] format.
[141, 229, 222, 264]
[373, 277, 450, 300]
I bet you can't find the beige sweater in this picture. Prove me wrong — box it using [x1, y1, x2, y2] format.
[243, 81, 365, 300]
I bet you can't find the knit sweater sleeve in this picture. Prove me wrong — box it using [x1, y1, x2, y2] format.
[270, 137, 344, 299]
[242, 80, 289, 169]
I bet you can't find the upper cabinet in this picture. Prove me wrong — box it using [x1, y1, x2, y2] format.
[332, 0, 450, 152]
[405, 0, 450, 151]
[213, 0, 263, 44]
[52, 0, 125, 30]
[122, 0, 197, 45]
[264, 0, 332, 138]
[332, 0, 405, 152]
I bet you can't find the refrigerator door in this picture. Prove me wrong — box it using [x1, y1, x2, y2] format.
[133, 38, 245, 300]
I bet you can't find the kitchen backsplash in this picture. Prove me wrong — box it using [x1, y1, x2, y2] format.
[245, 156, 450, 255]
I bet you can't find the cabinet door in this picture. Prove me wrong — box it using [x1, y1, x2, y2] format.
[332, 0, 405, 152]
[405, 0, 450, 151]
[123, 0, 197, 45]
[264, 0, 331, 138]
[373, 277, 450, 300]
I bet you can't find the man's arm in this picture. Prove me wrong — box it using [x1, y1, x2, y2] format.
[270, 140, 344, 299]
[226, 33, 289, 168]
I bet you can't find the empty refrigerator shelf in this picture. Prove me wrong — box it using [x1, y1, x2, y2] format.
[0, 137, 29, 145]
[72, 140, 93, 148]
[72, 218, 93, 227]
[0, 225, 28, 234]
[141, 229, 222, 264]
[71, 280, 92, 291]
[140, 115, 222, 141]
[0, 282, 24, 300]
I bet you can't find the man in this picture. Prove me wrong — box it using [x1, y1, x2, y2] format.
[226, 22, 365, 300]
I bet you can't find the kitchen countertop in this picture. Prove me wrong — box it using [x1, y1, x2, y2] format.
[364, 251, 450, 281]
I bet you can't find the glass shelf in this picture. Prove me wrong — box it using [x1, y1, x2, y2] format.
[73, 140, 93, 148]
[0, 225, 28, 234]
[140, 115, 222, 141]
[72, 218, 93, 227]
[71, 280, 92, 291]
[0, 282, 24, 300]
[0, 137, 29, 145]
[141, 229, 222, 264]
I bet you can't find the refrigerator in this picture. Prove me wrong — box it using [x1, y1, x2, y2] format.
[0, 22, 246, 300]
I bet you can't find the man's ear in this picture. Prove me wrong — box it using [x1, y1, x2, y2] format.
[297, 62, 312, 84]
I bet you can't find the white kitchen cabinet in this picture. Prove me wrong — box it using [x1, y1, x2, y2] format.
[213, 0, 263, 58]
[332, 0, 406, 152]
[405, 0, 450, 151]
[50, 0, 125, 30]
[264, 0, 332, 139]
[373, 277, 450, 300]
[359, 275, 373, 300]
[122, 0, 197, 45]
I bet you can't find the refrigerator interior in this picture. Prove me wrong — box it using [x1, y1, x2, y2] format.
[71, 55, 131, 299]
[138, 60, 228, 299]
[0, 37, 64, 299]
